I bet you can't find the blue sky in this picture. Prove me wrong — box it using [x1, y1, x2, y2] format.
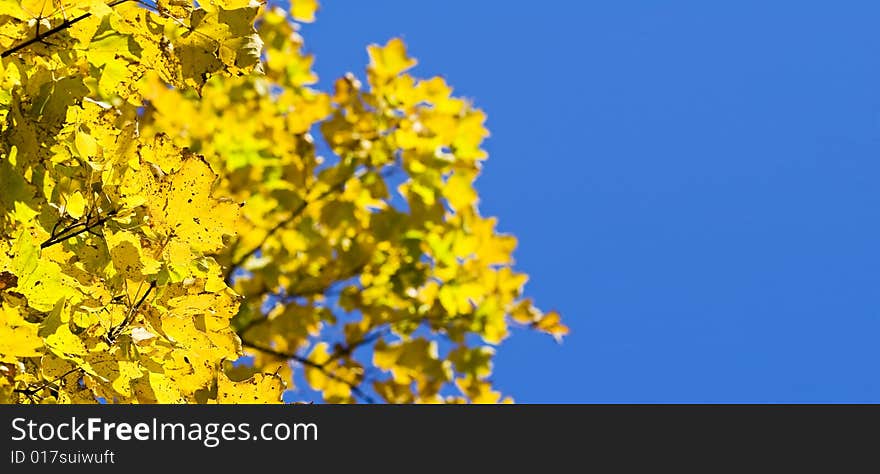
[299, 1, 880, 402]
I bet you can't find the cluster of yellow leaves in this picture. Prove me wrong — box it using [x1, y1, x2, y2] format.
[0, 0, 277, 404]
[0, 0, 565, 404]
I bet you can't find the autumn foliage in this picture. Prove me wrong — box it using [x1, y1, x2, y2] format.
[0, 0, 566, 404]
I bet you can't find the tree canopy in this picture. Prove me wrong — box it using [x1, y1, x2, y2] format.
[0, 0, 567, 404]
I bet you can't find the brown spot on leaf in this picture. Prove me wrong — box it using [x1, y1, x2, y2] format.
[0, 272, 18, 292]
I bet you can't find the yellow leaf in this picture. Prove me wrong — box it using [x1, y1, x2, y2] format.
[146, 372, 184, 403]
[291, 0, 319, 22]
[455, 378, 503, 404]
[65, 192, 87, 220]
[75, 131, 99, 158]
[0, 304, 43, 361]
[473, 217, 517, 265]
[12, 232, 81, 312]
[304, 343, 359, 402]
[40, 354, 75, 380]
[368, 38, 417, 78]
[216, 372, 284, 404]
[448, 346, 494, 379]
[443, 173, 478, 211]
[0, 147, 39, 224]
[373, 338, 449, 384]
[532, 311, 569, 343]
[97, 61, 132, 99]
[151, 155, 240, 254]
[156, 0, 193, 17]
[477, 297, 508, 344]
[112, 361, 144, 397]
[372, 379, 414, 403]
[161, 351, 217, 397]
[171, 7, 264, 90]
[105, 229, 162, 280]
[0, 1, 26, 19]
[87, 0, 114, 18]
[41, 300, 88, 357]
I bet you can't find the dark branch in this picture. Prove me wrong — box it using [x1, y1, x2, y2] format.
[41, 210, 116, 249]
[240, 339, 377, 404]
[1, 0, 132, 58]
[14, 367, 82, 396]
[276, 259, 370, 305]
[107, 280, 156, 343]
[326, 328, 387, 364]
[222, 198, 307, 285]
[224, 166, 396, 285]
[235, 309, 270, 341]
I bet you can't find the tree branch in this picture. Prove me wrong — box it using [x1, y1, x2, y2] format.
[1, 0, 132, 58]
[240, 339, 377, 404]
[224, 178, 346, 284]
[277, 259, 370, 304]
[41, 210, 117, 249]
[107, 280, 156, 343]
[223, 166, 396, 285]
[326, 328, 388, 364]
[14, 367, 82, 396]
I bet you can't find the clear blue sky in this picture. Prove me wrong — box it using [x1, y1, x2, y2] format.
[300, 1, 880, 402]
